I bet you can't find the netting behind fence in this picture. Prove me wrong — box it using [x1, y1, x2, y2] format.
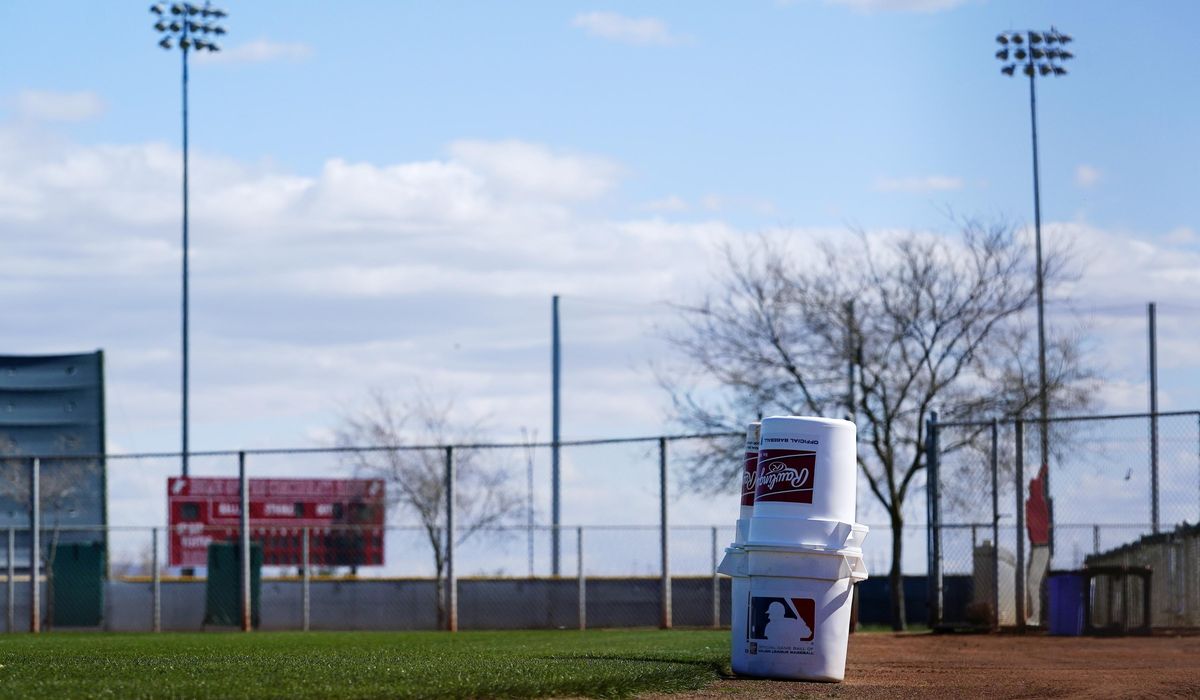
[930, 411, 1200, 630]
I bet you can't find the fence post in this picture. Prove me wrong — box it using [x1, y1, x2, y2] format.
[30, 457, 40, 634]
[5, 528, 12, 633]
[577, 526, 585, 631]
[6, 528, 12, 633]
[924, 413, 941, 628]
[1015, 420, 1027, 631]
[1148, 302, 1159, 534]
[991, 419, 1000, 629]
[445, 446, 457, 632]
[302, 526, 310, 631]
[239, 451, 251, 632]
[152, 527, 161, 633]
[551, 295, 562, 577]
[711, 526, 720, 629]
[659, 437, 671, 630]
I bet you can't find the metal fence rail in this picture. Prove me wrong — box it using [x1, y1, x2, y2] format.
[2, 433, 752, 633]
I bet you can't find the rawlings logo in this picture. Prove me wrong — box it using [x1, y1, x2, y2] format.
[740, 452, 759, 505]
[753, 449, 816, 504]
[756, 461, 810, 490]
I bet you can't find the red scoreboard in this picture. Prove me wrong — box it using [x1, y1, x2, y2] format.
[168, 477, 386, 568]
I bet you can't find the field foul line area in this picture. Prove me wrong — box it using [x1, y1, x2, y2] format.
[0, 630, 1196, 699]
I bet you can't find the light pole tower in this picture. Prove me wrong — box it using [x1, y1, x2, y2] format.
[995, 27, 1073, 551]
[151, 2, 227, 477]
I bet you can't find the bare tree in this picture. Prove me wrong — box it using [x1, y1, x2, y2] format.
[334, 389, 522, 627]
[665, 221, 1096, 630]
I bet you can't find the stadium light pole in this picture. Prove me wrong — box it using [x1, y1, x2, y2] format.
[995, 27, 1073, 539]
[151, 3, 227, 477]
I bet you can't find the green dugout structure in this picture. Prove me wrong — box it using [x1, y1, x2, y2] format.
[205, 541, 262, 628]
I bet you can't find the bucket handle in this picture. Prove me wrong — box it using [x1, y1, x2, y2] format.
[839, 554, 869, 582]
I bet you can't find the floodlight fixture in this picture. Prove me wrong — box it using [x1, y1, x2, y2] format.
[149, 1, 228, 478]
[995, 28, 1073, 80]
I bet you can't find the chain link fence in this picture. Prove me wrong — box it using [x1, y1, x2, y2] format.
[8, 411, 1194, 633]
[1, 432, 815, 632]
[928, 410, 1200, 630]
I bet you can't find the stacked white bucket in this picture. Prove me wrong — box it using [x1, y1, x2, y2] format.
[718, 416, 868, 683]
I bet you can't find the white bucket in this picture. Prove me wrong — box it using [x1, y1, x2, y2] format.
[735, 545, 868, 682]
[717, 546, 751, 674]
[735, 422, 761, 545]
[749, 416, 856, 546]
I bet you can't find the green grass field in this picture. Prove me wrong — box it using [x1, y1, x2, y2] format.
[0, 630, 730, 699]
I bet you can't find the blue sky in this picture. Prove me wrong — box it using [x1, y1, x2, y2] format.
[6, 0, 1199, 235]
[2, 1, 1198, 572]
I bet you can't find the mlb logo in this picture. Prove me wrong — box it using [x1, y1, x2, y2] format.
[748, 596, 816, 643]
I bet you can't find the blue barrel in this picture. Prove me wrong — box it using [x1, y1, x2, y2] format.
[1047, 571, 1085, 636]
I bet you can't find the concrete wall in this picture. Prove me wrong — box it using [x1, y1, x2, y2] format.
[7, 576, 731, 632]
[0, 580, 45, 633]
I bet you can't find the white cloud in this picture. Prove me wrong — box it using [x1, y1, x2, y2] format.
[13, 90, 106, 122]
[448, 140, 621, 201]
[5, 123, 1200, 535]
[0, 125, 733, 455]
[195, 38, 313, 64]
[1165, 227, 1196, 244]
[642, 196, 689, 213]
[825, 0, 968, 12]
[702, 194, 776, 215]
[571, 12, 685, 46]
[873, 175, 963, 193]
[1060, 222, 1200, 305]
[639, 193, 777, 216]
[1075, 164, 1103, 188]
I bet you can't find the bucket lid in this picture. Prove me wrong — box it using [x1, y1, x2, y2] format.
[744, 543, 869, 582]
[733, 517, 752, 546]
[745, 518, 869, 552]
[718, 546, 748, 577]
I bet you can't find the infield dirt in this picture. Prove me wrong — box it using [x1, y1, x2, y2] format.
[649, 632, 1200, 699]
